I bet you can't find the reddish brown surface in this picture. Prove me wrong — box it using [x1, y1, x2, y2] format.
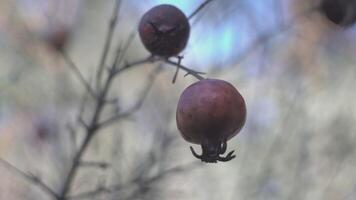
[138, 4, 190, 57]
[176, 79, 246, 146]
[320, 0, 356, 27]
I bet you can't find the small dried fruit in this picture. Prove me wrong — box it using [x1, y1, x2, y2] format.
[321, 0, 356, 27]
[138, 4, 190, 57]
[176, 79, 246, 163]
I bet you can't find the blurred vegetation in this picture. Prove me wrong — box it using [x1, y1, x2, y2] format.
[1, 0, 356, 200]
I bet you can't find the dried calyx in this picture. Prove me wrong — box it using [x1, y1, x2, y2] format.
[176, 79, 246, 163]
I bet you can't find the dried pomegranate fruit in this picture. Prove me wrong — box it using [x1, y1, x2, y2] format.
[138, 4, 190, 57]
[320, 0, 356, 27]
[176, 79, 246, 163]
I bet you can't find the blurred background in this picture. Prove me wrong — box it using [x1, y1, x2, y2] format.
[1, 0, 356, 199]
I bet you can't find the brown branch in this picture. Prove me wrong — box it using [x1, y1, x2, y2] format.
[0, 158, 59, 199]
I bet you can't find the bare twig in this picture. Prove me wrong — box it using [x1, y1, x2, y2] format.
[96, 0, 122, 90]
[165, 59, 205, 80]
[80, 161, 111, 169]
[66, 123, 77, 153]
[60, 50, 96, 98]
[58, 54, 154, 200]
[0, 158, 59, 199]
[114, 30, 137, 67]
[58, 50, 155, 200]
[98, 65, 162, 129]
[172, 56, 183, 83]
[188, 0, 214, 20]
[67, 162, 199, 200]
[112, 55, 155, 75]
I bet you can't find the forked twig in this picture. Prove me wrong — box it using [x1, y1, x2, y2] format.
[60, 50, 96, 98]
[0, 158, 59, 199]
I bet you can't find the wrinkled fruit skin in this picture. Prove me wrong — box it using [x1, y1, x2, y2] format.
[321, 0, 356, 27]
[176, 79, 246, 163]
[139, 4, 190, 57]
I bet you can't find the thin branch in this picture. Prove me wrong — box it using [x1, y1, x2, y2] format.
[112, 55, 155, 75]
[58, 54, 154, 200]
[80, 161, 111, 169]
[114, 30, 137, 67]
[60, 50, 96, 98]
[165, 59, 205, 80]
[66, 123, 78, 153]
[0, 158, 59, 199]
[96, 0, 122, 90]
[78, 117, 89, 130]
[172, 56, 183, 83]
[188, 0, 214, 20]
[78, 75, 93, 117]
[98, 65, 162, 129]
[67, 162, 199, 200]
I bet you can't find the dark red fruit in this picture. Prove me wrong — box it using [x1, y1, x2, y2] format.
[321, 0, 356, 27]
[138, 4, 190, 57]
[176, 79, 246, 163]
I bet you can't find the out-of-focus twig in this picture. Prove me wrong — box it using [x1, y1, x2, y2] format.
[188, 0, 214, 20]
[112, 56, 156, 75]
[0, 158, 59, 199]
[67, 162, 199, 200]
[114, 30, 137, 67]
[60, 50, 96, 98]
[79, 161, 111, 169]
[98, 65, 162, 129]
[96, 0, 122, 90]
